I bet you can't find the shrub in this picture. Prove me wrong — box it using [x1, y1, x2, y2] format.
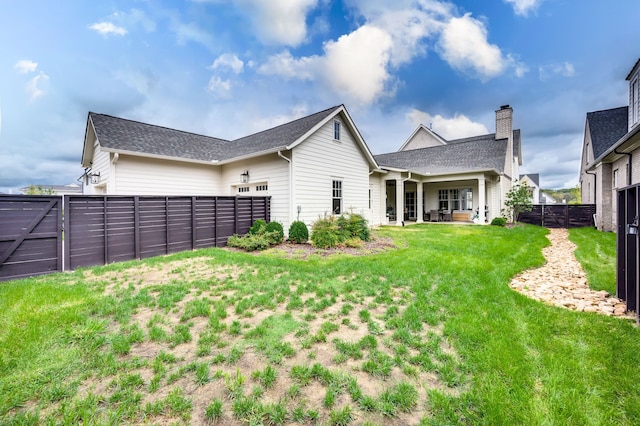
[288, 221, 309, 244]
[491, 217, 507, 227]
[249, 219, 267, 235]
[338, 213, 370, 241]
[265, 221, 284, 244]
[311, 216, 341, 249]
[227, 233, 271, 251]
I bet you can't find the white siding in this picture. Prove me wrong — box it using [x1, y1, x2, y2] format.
[402, 127, 446, 151]
[84, 143, 110, 195]
[113, 155, 222, 195]
[292, 117, 372, 229]
[220, 154, 290, 228]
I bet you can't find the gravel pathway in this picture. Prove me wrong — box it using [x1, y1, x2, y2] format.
[509, 228, 635, 320]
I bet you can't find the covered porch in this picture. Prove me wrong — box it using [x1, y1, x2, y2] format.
[383, 171, 500, 225]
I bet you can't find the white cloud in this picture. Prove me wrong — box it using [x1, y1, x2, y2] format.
[406, 108, 489, 140]
[323, 25, 394, 105]
[207, 76, 231, 95]
[235, 0, 318, 46]
[503, 0, 542, 16]
[26, 72, 49, 101]
[209, 53, 244, 74]
[538, 62, 575, 80]
[172, 21, 214, 48]
[89, 21, 128, 36]
[437, 13, 506, 80]
[14, 60, 38, 74]
[258, 50, 318, 80]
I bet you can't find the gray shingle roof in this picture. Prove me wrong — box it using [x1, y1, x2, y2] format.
[222, 106, 342, 160]
[89, 105, 342, 163]
[519, 173, 540, 186]
[90, 113, 231, 162]
[375, 135, 508, 175]
[586, 106, 628, 159]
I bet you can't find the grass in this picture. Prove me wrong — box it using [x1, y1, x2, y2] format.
[569, 226, 617, 293]
[1, 223, 639, 425]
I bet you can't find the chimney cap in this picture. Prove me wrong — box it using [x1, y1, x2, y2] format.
[500, 104, 511, 110]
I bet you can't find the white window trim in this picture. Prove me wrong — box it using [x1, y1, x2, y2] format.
[333, 119, 341, 141]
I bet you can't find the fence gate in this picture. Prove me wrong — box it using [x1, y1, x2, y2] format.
[617, 185, 639, 321]
[0, 196, 63, 281]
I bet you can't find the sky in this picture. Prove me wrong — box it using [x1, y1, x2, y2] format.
[1, 0, 639, 193]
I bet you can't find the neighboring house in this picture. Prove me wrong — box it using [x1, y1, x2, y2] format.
[519, 173, 541, 203]
[540, 191, 557, 204]
[19, 183, 82, 195]
[580, 57, 640, 232]
[81, 104, 522, 231]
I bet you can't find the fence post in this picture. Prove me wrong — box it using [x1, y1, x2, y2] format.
[191, 196, 197, 250]
[103, 195, 109, 265]
[134, 196, 141, 259]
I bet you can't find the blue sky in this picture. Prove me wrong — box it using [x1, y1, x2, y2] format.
[1, 0, 639, 192]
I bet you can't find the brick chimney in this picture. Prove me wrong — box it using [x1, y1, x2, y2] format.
[496, 105, 514, 179]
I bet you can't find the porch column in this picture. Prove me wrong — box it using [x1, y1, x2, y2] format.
[396, 178, 403, 225]
[416, 181, 424, 223]
[478, 178, 486, 223]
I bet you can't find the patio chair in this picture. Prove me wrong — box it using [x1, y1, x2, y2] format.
[442, 210, 452, 221]
[429, 209, 439, 222]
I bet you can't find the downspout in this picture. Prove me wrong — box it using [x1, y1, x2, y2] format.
[614, 148, 632, 185]
[278, 151, 292, 225]
[110, 153, 119, 194]
[585, 169, 597, 228]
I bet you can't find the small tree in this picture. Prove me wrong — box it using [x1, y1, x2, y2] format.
[24, 184, 56, 195]
[502, 182, 533, 224]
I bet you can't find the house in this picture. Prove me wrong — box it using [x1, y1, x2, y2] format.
[19, 183, 82, 195]
[580, 57, 640, 232]
[81, 104, 522, 231]
[374, 105, 521, 224]
[540, 191, 557, 204]
[519, 173, 541, 203]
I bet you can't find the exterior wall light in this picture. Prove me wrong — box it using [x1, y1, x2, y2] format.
[626, 216, 638, 236]
[240, 170, 249, 183]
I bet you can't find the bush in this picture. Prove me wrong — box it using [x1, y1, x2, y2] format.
[288, 221, 309, 244]
[265, 221, 284, 244]
[491, 217, 507, 227]
[338, 213, 370, 241]
[227, 233, 271, 251]
[249, 219, 267, 235]
[311, 216, 341, 249]
[310, 213, 370, 249]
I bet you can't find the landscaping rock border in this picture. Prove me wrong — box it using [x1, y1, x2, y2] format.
[509, 228, 635, 320]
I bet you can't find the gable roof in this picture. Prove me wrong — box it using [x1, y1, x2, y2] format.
[222, 106, 342, 160]
[519, 173, 540, 187]
[88, 112, 231, 164]
[84, 105, 379, 168]
[397, 124, 447, 151]
[586, 106, 628, 159]
[375, 135, 508, 176]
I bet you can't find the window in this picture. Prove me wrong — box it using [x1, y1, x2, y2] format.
[238, 186, 249, 193]
[333, 120, 341, 141]
[439, 188, 473, 210]
[450, 189, 460, 210]
[332, 180, 342, 214]
[256, 184, 268, 191]
[632, 79, 639, 126]
[438, 189, 449, 210]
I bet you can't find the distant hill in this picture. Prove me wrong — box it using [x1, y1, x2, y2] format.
[541, 187, 581, 204]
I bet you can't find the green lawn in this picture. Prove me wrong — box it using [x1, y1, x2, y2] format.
[1, 224, 638, 425]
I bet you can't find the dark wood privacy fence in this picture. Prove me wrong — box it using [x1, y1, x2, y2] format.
[617, 186, 639, 321]
[0, 195, 270, 282]
[0, 196, 63, 281]
[517, 204, 596, 228]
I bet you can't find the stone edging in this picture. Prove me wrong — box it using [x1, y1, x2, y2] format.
[509, 228, 635, 320]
